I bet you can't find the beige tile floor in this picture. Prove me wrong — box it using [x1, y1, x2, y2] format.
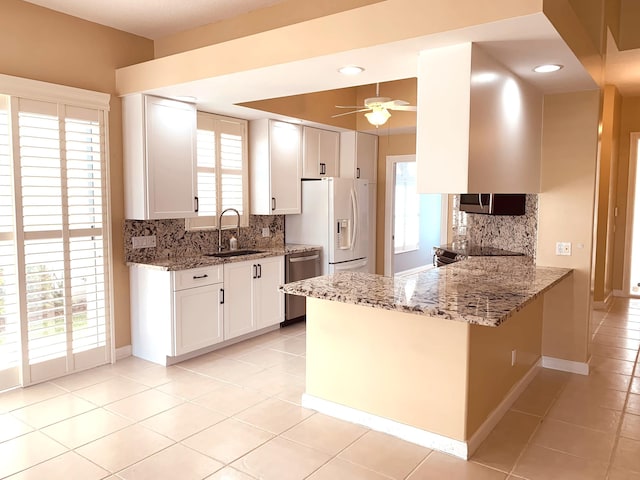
[1, 297, 640, 479]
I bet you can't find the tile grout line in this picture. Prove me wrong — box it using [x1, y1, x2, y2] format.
[602, 325, 640, 479]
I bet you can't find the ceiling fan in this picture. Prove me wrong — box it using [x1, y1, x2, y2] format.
[332, 83, 417, 127]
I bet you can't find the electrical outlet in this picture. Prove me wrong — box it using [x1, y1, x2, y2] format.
[132, 235, 157, 249]
[262, 227, 270, 238]
[555, 242, 571, 256]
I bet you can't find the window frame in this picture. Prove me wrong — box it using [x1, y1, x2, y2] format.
[186, 112, 249, 231]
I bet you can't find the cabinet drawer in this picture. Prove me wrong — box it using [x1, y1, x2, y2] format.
[173, 265, 223, 290]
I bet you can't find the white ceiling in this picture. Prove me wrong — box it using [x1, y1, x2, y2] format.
[24, 0, 612, 132]
[23, 0, 286, 39]
[136, 13, 597, 125]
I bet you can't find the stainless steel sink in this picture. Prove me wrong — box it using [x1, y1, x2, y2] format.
[204, 249, 264, 258]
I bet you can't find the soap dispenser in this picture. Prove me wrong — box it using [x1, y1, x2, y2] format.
[229, 235, 238, 251]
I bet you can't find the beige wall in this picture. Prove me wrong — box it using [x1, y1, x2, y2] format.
[306, 297, 470, 441]
[467, 296, 543, 437]
[0, 0, 155, 349]
[154, 0, 385, 58]
[593, 85, 621, 303]
[612, 95, 640, 292]
[537, 91, 600, 363]
[544, 0, 605, 87]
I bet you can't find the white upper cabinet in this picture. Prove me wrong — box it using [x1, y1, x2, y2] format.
[249, 119, 302, 214]
[123, 94, 198, 220]
[302, 126, 340, 178]
[339, 131, 378, 182]
[416, 43, 542, 194]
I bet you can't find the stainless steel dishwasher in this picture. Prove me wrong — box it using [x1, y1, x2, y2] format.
[283, 248, 321, 326]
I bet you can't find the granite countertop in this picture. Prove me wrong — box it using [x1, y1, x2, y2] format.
[280, 256, 572, 327]
[127, 244, 321, 271]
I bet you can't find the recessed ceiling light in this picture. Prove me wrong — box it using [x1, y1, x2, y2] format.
[533, 64, 563, 73]
[338, 65, 364, 75]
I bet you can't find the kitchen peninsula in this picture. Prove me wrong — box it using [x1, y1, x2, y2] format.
[281, 256, 572, 459]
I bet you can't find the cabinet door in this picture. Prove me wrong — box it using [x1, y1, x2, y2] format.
[254, 256, 284, 329]
[269, 121, 302, 214]
[355, 133, 378, 182]
[174, 284, 223, 356]
[320, 129, 340, 177]
[223, 260, 256, 340]
[302, 127, 321, 178]
[145, 96, 197, 219]
[303, 127, 339, 178]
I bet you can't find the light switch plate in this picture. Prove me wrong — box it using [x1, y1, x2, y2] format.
[555, 242, 571, 256]
[262, 227, 270, 238]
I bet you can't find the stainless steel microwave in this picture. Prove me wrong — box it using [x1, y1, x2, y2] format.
[459, 194, 526, 215]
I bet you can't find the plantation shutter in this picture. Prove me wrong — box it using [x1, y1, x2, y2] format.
[0, 95, 19, 390]
[187, 112, 248, 230]
[14, 98, 109, 383]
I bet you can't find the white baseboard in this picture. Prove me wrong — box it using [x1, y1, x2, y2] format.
[115, 345, 132, 360]
[593, 291, 613, 310]
[302, 360, 540, 461]
[302, 394, 469, 459]
[542, 356, 589, 375]
[466, 360, 541, 456]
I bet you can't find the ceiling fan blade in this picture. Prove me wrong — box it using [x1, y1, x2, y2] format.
[331, 108, 372, 118]
[335, 105, 366, 109]
[382, 99, 409, 108]
[388, 105, 417, 111]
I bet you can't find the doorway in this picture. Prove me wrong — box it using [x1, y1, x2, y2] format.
[384, 155, 447, 276]
[625, 133, 640, 295]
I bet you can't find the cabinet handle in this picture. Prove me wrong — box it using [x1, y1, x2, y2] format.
[271, 197, 276, 211]
[320, 163, 326, 175]
[257, 264, 262, 279]
[356, 167, 361, 179]
[194, 196, 199, 212]
[252, 264, 258, 279]
[193, 274, 208, 279]
[219, 288, 224, 304]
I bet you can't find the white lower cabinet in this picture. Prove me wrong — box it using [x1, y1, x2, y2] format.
[130, 256, 284, 365]
[224, 256, 284, 340]
[174, 281, 224, 356]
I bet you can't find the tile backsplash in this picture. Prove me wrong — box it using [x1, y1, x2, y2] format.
[453, 194, 538, 258]
[124, 215, 284, 263]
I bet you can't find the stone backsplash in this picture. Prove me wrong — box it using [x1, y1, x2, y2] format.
[453, 194, 538, 258]
[124, 215, 284, 263]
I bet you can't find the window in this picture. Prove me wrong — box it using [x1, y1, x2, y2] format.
[394, 161, 420, 253]
[186, 112, 249, 230]
[0, 75, 111, 389]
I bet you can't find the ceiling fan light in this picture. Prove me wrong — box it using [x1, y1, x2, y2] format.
[365, 108, 391, 127]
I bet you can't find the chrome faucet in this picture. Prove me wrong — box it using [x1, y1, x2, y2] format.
[218, 208, 240, 252]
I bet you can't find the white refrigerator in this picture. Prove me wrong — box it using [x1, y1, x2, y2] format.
[286, 178, 369, 274]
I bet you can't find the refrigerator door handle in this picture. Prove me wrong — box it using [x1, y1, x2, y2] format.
[350, 187, 358, 252]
